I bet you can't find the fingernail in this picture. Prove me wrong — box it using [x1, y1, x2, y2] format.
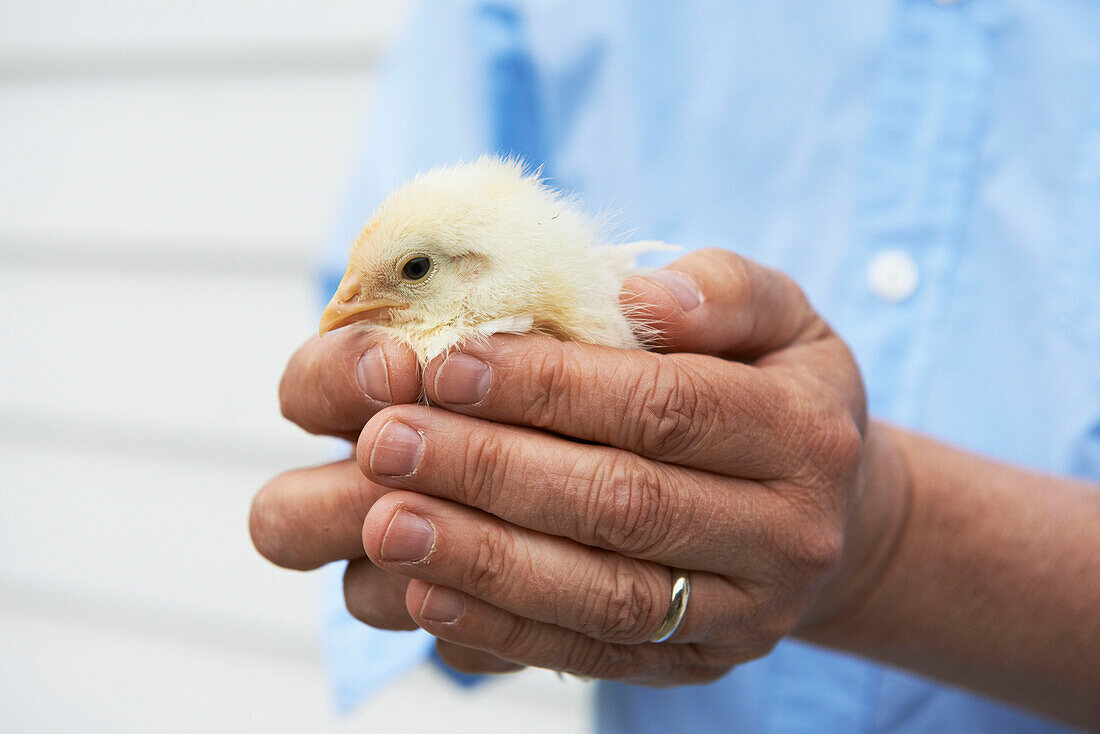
[370, 420, 423, 476]
[645, 270, 702, 311]
[434, 354, 491, 405]
[357, 345, 391, 403]
[419, 585, 466, 623]
[380, 509, 435, 562]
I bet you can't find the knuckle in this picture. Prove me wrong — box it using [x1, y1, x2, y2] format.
[629, 359, 701, 458]
[463, 526, 517, 599]
[699, 247, 745, 275]
[582, 560, 659, 643]
[587, 458, 673, 557]
[702, 247, 755, 308]
[520, 343, 577, 429]
[460, 428, 508, 509]
[493, 615, 544, 662]
[724, 250, 755, 294]
[783, 521, 845, 585]
[803, 398, 864, 477]
[829, 415, 864, 475]
[772, 269, 808, 308]
[805, 524, 845, 578]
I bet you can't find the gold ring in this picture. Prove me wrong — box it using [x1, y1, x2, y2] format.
[648, 570, 690, 643]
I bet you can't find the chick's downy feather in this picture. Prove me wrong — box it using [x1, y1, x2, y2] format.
[320, 156, 670, 362]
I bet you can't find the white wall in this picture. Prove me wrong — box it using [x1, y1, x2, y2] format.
[0, 3, 592, 731]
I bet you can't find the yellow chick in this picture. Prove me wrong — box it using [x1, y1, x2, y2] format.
[319, 156, 670, 362]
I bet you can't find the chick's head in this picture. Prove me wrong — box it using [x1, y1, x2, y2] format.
[319, 157, 595, 347]
[318, 216, 489, 338]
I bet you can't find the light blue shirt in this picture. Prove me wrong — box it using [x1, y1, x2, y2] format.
[320, 2, 1100, 731]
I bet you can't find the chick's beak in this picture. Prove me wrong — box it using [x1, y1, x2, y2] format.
[319, 277, 409, 336]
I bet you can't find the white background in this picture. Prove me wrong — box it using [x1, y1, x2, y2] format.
[0, 2, 591, 731]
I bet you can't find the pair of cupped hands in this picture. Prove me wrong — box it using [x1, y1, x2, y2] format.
[251, 249, 907, 684]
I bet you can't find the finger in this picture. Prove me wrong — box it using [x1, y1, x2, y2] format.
[250, 459, 386, 570]
[620, 248, 824, 360]
[422, 336, 820, 478]
[623, 249, 864, 418]
[279, 329, 420, 439]
[362, 491, 750, 645]
[343, 558, 418, 631]
[405, 580, 739, 686]
[358, 407, 842, 581]
[433, 640, 525, 675]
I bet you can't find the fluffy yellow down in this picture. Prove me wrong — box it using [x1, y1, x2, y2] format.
[323, 156, 671, 363]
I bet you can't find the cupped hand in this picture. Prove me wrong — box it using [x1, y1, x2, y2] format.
[251, 306, 523, 671]
[253, 248, 910, 684]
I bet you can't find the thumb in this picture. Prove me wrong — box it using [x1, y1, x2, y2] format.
[620, 247, 822, 359]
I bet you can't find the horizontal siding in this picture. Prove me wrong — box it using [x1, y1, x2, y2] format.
[1, 1, 592, 729]
[0, 443, 320, 643]
[0, 44, 382, 83]
[0, 1, 411, 55]
[0, 266, 333, 464]
[0, 75, 375, 246]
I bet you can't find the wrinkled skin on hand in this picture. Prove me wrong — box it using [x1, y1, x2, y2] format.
[251, 249, 906, 683]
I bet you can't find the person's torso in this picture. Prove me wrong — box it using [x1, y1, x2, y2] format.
[475, 1, 1098, 731]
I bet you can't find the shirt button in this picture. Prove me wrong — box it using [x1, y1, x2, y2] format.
[867, 249, 920, 303]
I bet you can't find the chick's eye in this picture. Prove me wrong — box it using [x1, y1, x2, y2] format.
[401, 256, 432, 282]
